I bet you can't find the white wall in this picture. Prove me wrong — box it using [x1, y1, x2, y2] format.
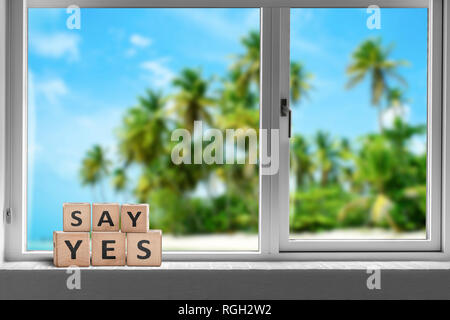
[0, 0, 7, 263]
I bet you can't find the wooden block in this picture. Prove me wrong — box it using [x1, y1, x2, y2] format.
[91, 232, 126, 266]
[53, 232, 90, 267]
[92, 203, 120, 232]
[63, 203, 91, 232]
[127, 230, 162, 267]
[121, 204, 149, 233]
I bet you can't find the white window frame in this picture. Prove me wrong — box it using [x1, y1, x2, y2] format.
[279, 2, 443, 252]
[3, 0, 450, 262]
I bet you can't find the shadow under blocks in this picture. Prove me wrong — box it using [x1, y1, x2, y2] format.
[53, 203, 162, 267]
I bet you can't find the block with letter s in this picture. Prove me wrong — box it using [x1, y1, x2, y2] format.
[127, 230, 162, 266]
[63, 203, 91, 232]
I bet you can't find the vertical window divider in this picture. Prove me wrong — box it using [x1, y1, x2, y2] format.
[262, 7, 284, 255]
[278, 8, 291, 252]
[260, 7, 274, 255]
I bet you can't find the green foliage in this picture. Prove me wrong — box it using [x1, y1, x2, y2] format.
[79, 31, 427, 236]
[346, 37, 409, 131]
[172, 68, 215, 133]
[290, 186, 351, 232]
[148, 190, 258, 235]
[80, 145, 111, 200]
[390, 186, 426, 231]
[338, 197, 372, 227]
[290, 61, 314, 105]
[290, 117, 427, 233]
[346, 37, 408, 106]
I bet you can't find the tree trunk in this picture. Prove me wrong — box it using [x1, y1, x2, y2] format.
[378, 107, 384, 132]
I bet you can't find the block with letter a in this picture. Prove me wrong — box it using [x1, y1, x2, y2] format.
[92, 203, 120, 232]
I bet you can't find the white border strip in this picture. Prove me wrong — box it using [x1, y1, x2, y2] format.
[27, 0, 429, 8]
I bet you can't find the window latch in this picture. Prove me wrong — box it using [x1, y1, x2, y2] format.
[4, 208, 11, 225]
[281, 98, 292, 138]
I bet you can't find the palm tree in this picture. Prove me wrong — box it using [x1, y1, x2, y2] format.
[232, 31, 260, 97]
[314, 131, 338, 186]
[346, 38, 408, 131]
[386, 87, 409, 120]
[233, 31, 314, 107]
[80, 145, 111, 200]
[386, 87, 407, 107]
[291, 135, 314, 189]
[338, 138, 356, 190]
[118, 89, 168, 165]
[172, 68, 215, 133]
[290, 61, 313, 105]
[383, 118, 426, 152]
[217, 68, 259, 129]
[112, 168, 127, 193]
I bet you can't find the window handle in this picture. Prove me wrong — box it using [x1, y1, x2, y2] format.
[281, 98, 291, 139]
[5, 208, 11, 225]
[288, 109, 292, 139]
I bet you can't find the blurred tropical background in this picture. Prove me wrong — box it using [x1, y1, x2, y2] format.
[27, 8, 428, 251]
[289, 8, 428, 239]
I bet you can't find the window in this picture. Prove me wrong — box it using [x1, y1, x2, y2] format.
[4, 0, 449, 261]
[26, 7, 260, 252]
[279, 5, 442, 252]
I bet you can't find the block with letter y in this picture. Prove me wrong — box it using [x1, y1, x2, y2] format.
[121, 204, 149, 233]
[53, 232, 90, 267]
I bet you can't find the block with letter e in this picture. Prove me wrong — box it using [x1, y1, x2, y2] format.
[127, 230, 162, 266]
[63, 203, 91, 232]
[53, 232, 90, 267]
[121, 204, 149, 233]
[92, 203, 120, 232]
[92, 232, 126, 266]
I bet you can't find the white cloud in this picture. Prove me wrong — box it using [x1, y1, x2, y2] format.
[30, 32, 81, 61]
[140, 59, 175, 88]
[34, 103, 122, 181]
[28, 72, 39, 176]
[291, 38, 324, 56]
[125, 34, 152, 57]
[125, 48, 137, 57]
[177, 9, 259, 41]
[108, 27, 126, 41]
[60, 109, 122, 178]
[381, 105, 410, 129]
[35, 78, 68, 105]
[130, 34, 152, 47]
[409, 137, 427, 155]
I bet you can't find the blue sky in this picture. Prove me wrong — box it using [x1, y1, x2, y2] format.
[27, 8, 427, 249]
[290, 8, 428, 139]
[27, 8, 260, 248]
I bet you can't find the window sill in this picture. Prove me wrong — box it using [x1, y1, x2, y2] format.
[2, 261, 450, 299]
[2, 261, 450, 270]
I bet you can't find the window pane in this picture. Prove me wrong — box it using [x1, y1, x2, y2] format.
[27, 8, 260, 251]
[289, 8, 428, 240]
